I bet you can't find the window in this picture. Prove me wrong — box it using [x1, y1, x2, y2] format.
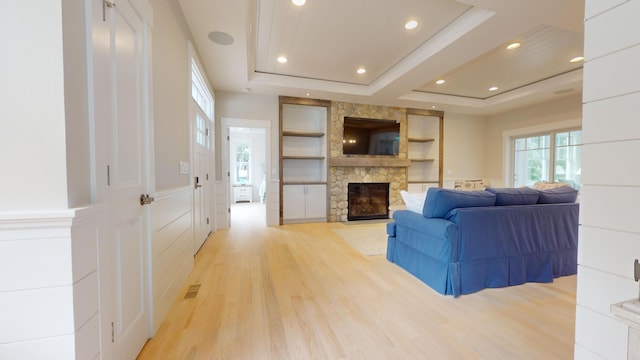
[195, 113, 208, 147]
[513, 129, 581, 189]
[191, 59, 213, 119]
[233, 141, 251, 185]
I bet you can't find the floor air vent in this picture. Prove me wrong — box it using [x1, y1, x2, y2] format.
[184, 284, 201, 299]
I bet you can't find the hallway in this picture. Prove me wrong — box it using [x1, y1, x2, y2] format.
[230, 202, 266, 228]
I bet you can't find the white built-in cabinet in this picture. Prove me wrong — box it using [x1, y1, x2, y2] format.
[279, 97, 330, 224]
[282, 184, 327, 221]
[406, 110, 443, 192]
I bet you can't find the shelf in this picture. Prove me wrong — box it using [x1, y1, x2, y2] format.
[282, 130, 325, 138]
[408, 137, 435, 143]
[283, 156, 325, 160]
[409, 158, 435, 162]
[408, 181, 439, 184]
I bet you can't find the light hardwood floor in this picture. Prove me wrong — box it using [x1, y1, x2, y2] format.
[137, 203, 576, 359]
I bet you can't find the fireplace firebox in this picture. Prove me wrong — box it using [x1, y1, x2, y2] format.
[347, 183, 390, 221]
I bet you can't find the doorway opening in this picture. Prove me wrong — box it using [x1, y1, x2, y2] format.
[223, 121, 270, 228]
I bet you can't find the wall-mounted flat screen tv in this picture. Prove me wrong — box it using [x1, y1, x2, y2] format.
[343, 117, 400, 156]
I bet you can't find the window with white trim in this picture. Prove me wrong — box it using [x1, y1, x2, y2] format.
[191, 59, 213, 119]
[232, 140, 251, 185]
[513, 129, 582, 189]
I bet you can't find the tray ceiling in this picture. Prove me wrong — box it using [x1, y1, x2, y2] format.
[178, 0, 584, 115]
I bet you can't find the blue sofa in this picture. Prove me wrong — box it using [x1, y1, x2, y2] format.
[386, 187, 579, 297]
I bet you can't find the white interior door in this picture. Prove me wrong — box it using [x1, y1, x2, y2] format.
[193, 112, 211, 253]
[105, 1, 149, 358]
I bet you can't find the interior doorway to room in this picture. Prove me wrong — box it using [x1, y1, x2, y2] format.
[227, 125, 268, 227]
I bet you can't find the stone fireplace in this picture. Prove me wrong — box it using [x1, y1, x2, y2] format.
[328, 101, 409, 222]
[347, 183, 389, 220]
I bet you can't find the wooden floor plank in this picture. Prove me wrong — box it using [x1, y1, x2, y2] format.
[137, 203, 576, 359]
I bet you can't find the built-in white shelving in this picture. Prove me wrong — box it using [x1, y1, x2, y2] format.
[279, 97, 330, 224]
[406, 110, 443, 192]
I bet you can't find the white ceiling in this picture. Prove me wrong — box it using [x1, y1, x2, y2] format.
[178, 0, 584, 116]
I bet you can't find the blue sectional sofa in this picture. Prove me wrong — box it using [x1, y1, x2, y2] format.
[386, 186, 579, 297]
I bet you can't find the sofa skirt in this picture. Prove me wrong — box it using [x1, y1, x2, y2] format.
[389, 238, 577, 297]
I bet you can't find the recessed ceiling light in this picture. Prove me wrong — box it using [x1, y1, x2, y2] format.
[405, 20, 418, 30]
[207, 31, 234, 46]
[431, 106, 436, 109]
[507, 42, 521, 50]
[489, 86, 498, 91]
[306, 93, 310, 96]
[357, 68, 366, 74]
[277, 56, 288, 63]
[570, 56, 584, 63]
[292, 0, 305, 5]
[436, 79, 445, 85]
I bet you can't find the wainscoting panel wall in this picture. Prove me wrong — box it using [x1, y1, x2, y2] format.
[150, 187, 194, 333]
[577, 0, 640, 358]
[215, 181, 229, 229]
[0, 206, 102, 359]
[266, 180, 280, 226]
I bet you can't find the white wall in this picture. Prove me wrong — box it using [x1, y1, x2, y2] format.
[152, 0, 192, 191]
[442, 113, 488, 188]
[214, 92, 280, 182]
[148, 0, 196, 334]
[575, 1, 640, 359]
[0, 2, 102, 358]
[0, 1, 69, 210]
[62, 0, 92, 208]
[483, 94, 583, 187]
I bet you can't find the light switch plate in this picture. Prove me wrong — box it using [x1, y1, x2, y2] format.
[179, 161, 190, 175]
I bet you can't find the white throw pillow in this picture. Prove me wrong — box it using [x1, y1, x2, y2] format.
[400, 190, 426, 214]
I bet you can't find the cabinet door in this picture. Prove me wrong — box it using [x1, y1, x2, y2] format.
[283, 185, 306, 220]
[305, 185, 327, 219]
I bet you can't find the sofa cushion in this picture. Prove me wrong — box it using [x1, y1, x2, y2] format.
[537, 186, 578, 204]
[486, 187, 539, 206]
[400, 190, 427, 214]
[422, 188, 496, 218]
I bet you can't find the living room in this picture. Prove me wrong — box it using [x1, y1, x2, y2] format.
[2, 0, 638, 359]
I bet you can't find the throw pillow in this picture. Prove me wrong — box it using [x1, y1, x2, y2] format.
[422, 188, 496, 218]
[532, 181, 571, 190]
[400, 190, 426, 214]
[486, 187, 539, 206]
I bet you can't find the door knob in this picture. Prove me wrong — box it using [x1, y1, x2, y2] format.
[140, 194, 155, 206]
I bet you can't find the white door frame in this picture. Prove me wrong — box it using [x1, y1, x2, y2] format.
[220, 118, 271, 227]
[188, 43, 215, 252]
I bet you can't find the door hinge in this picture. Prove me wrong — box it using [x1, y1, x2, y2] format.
[206, 128, 210, 136]
[102, 0, 116, 22]
[634, 259, 640, 282]
[228, 208, 231, 213]
[227, 171, 230, 177]
[227, 135, 230, 141]
[107, 165, 111, 186]
[206, 217, 209, 225]
[206, 173, 209, 181]
[111, 322, 115, 343]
